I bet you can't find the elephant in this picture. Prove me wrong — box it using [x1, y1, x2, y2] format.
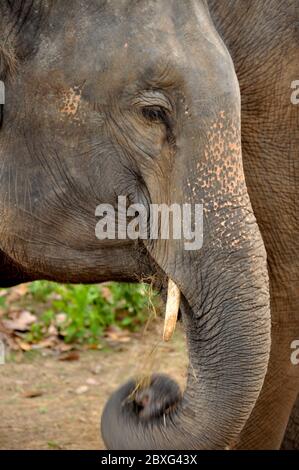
[0, 0, 298, 450]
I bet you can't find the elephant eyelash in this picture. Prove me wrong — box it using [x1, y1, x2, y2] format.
[141, 105, 175, 145]
[141, 105, 169, 124]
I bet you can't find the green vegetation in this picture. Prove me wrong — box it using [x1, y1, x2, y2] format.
[28, 281, 157, 343]
[21, 281, 158, 345]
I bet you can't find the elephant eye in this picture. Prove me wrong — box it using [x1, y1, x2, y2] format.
[142, 106, 168, 124]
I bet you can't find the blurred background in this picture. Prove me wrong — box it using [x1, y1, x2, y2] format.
[0, 281, 187, 449]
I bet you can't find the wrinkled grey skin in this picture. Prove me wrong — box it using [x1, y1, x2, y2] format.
[208, 0, 299, 450]
[0, 0, 296, 449]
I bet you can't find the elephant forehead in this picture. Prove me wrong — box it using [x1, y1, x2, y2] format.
[32, 2, 182, 73]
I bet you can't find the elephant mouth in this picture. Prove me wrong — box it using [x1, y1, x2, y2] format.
[113, 279, 191, 424]
[103, 275, 186, 426]
[149, 282, 191, 418]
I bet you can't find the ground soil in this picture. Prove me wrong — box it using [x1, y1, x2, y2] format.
[0, 319, 187, 450]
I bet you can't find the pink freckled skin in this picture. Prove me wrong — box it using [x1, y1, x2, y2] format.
[188, 110, 258, 250]
[60, 86, 82, 117]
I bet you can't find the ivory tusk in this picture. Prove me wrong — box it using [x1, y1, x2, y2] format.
[163, 279, 181, 342]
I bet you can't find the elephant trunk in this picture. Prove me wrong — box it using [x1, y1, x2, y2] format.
[101, 89, 271, 450]
[101, 228, 271, 449]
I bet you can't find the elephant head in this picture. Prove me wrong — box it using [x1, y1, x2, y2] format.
[0, 0, 271, 449]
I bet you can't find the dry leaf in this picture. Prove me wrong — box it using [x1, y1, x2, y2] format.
[75, 385, 88, 395]
[3, 310, 37, 332]
[86, 378, 98, 386]
[15, 380, 27, 386]
[91, 365, 102, 375]
[55, 342, 74, 353]
[14, 338, 32, 351]
[0, 332, 19, 351]
[31, 337, 58, 350]
[59, 351, 80, 362]
[105, 325, 131, 343]
[82, 343, 103, 350]
[23, 390, 43, 398]
[55, 313, 67, 325]
[47, 324, 58, 336]
[7, 284, 28, 302]
[101, 286, 112, 301]
[106, 332, 131, 343]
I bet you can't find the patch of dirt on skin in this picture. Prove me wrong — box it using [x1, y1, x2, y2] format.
[0, 320, 187, 450]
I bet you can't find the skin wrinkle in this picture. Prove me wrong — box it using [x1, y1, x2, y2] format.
[282, 396, 299, 449]
[0, 0, 273, 450]
[102, 86, 271, 448]
[185, 110, 260, 262]
[1, 0, 48, 70]
[208, 0, 299, 449]
[0, 40, 18, 79]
